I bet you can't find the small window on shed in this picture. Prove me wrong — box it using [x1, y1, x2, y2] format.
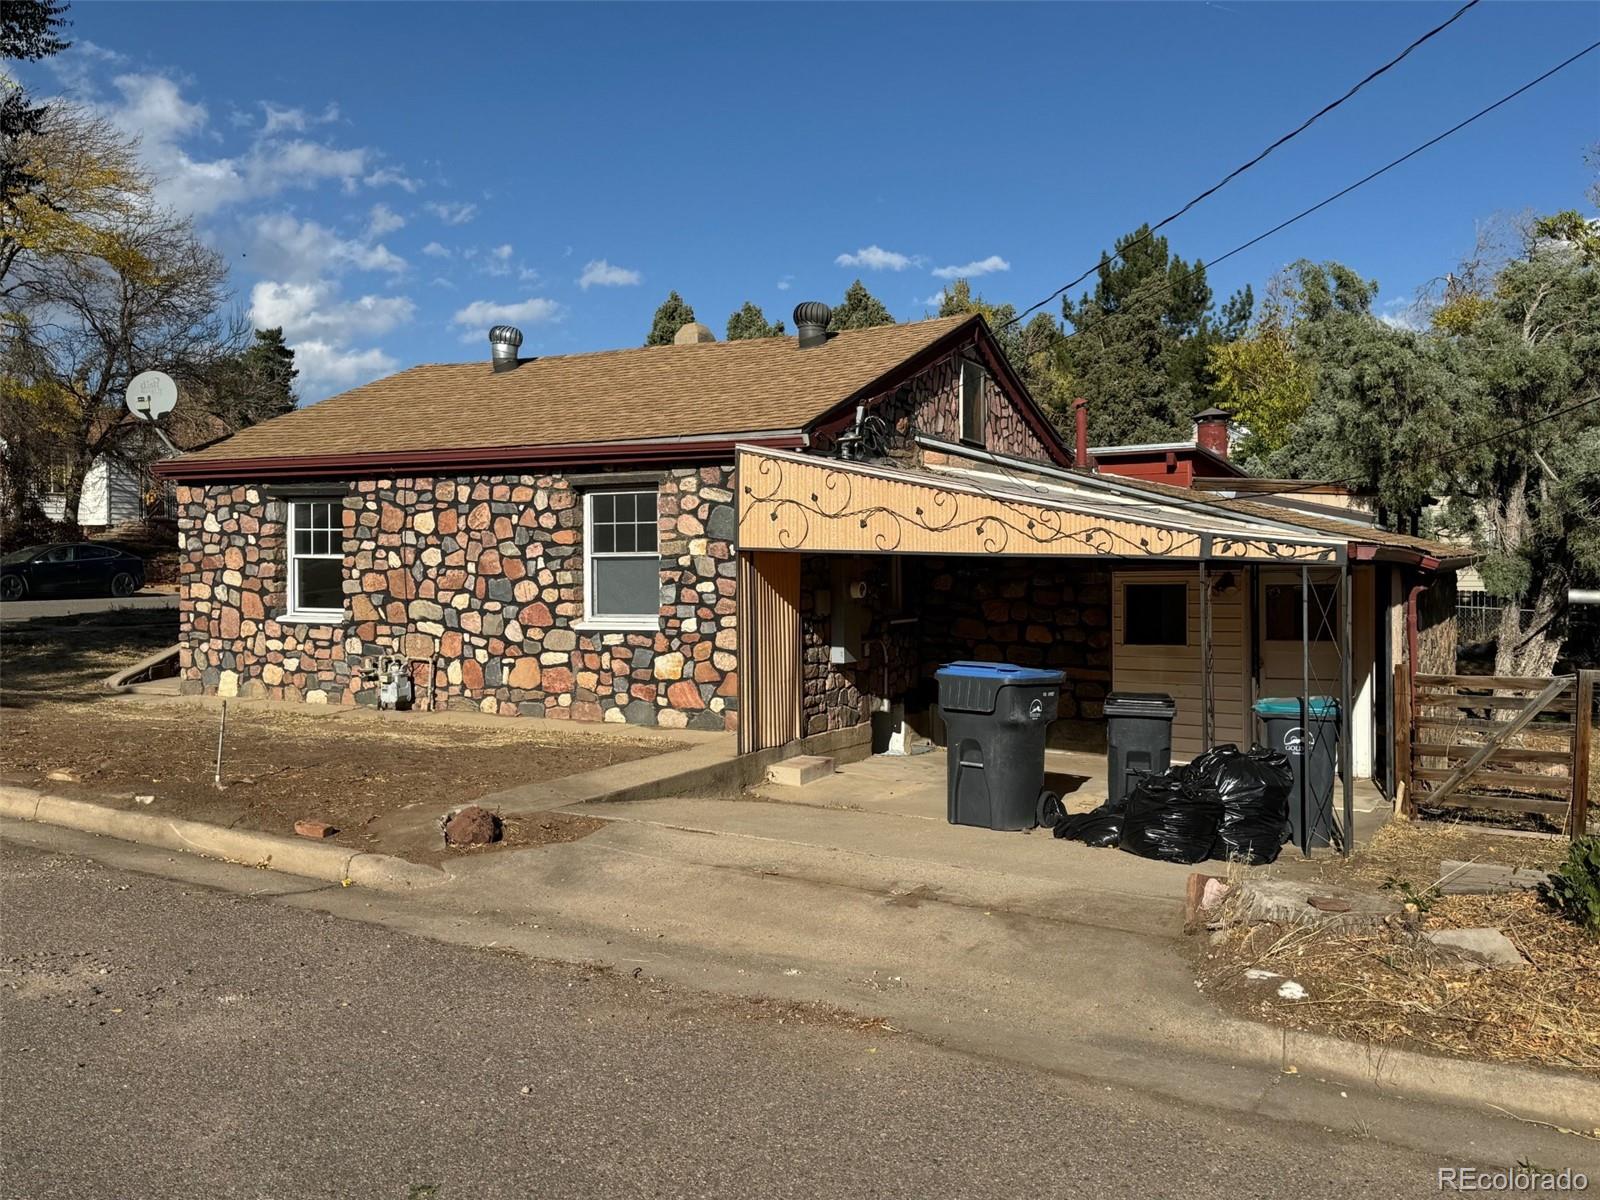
[959, 359, 987, 445]
[1124, 582, 1188, 646]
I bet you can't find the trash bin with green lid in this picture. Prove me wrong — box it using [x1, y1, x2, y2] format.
[1103, 692, 1177, 809]
[935, 662, 1065, 831]
[1253, 696, 1340, 851]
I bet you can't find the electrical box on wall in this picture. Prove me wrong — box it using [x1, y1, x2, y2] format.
[830, 560, 865, 665]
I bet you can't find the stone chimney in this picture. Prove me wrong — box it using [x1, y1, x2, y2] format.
[1194, 407, 1231, 458]
[673, 322, 716, 345]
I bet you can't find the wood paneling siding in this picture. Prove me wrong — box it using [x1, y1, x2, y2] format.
[736, 448, 1340, 564]
[1112, 570, 1250, 758]
[737, 551, 801, 754]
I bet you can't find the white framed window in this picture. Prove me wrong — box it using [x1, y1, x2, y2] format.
[581, 489, 660, 630]
[959, 358, 987, 445]
[285, 498, 345, 622]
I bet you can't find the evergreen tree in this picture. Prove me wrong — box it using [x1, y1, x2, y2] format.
[725, 301, 785, 340]
[223, 327, 299, 425]
[645, 291, 695, 346]
[1060, 224, 1250, 445]
[1268, 229, 1600, 675]
[828, 280, 894, 331]
[2, 0, 71, 209]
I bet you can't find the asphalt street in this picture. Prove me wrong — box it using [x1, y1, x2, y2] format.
[1, 839, 1573, 1200]
[0, 591, 177, 624]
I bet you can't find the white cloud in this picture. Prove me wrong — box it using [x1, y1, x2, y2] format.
[577, 259, 641, 289]
[94, 74, 376, 217]
[249, 213, 406, 280]
[261, 101, 340, 137]
[918, 291, 947, 308]
[290, 341, 398, 394]
[367, 203, 405, 236]
[426, 200, 478, 226]
[518, 266, 541, 283]
[451, 297, 562, 328]
[422, 241, 452, 259]
[776, 275, 794, 292]
[248, 279, 413, 399]
[931, 255, 1010, 280]
[250, 280, 416, 342]
[364, 166, 420, 193]
[45, 40, 128, 91]
[112, 73, 208, 145]
[481, 243, 515, 276]
[835, 245, 923, 271]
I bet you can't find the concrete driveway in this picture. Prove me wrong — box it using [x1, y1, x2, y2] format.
[0, 591, 178, 624]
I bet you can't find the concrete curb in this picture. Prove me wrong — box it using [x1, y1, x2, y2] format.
[1142, 1003, 1600, 1132]
[0, 785, 447, 893]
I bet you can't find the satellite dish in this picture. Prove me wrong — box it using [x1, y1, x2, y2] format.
[126, 370, 178, 421]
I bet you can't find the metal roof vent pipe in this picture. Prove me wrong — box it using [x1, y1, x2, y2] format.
[488, 324, 524, 372]
[794, 301, 831, 349]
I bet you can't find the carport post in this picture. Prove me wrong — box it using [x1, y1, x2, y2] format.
[1340, 561, 1354, 857]
[1199, 559, 1212, 750]
[1300, 565, 1310, 857]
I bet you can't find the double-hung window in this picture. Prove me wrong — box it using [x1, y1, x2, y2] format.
[286, 498, 345, 621]
[583, 489, 660, 629]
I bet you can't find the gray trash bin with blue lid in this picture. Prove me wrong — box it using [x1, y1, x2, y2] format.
[1254, 696, 1341, 850]
[935, 661, 1065, 831]
[1103, 692, 1177, 809]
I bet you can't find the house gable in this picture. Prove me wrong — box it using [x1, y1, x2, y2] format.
[803, 320, 1071, 470]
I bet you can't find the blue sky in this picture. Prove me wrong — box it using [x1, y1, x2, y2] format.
[24, 1, 1600, 402]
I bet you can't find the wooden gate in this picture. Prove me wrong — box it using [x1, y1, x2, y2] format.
[1395, 669, 1595, 838]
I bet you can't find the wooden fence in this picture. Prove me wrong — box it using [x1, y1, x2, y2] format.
[1396, 668, 1595, 838]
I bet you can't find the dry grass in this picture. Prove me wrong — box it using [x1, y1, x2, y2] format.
[1194, 820, 1599, 1074]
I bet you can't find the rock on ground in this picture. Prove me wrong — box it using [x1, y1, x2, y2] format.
[444, 805, 501, 847]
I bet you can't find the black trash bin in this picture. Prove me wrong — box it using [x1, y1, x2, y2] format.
[1103, 693, 1177, 809]
[935, 661, 1064, 831]
[1254, 697, 1341, 850]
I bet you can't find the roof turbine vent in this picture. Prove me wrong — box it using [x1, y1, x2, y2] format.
[793, 301, 831, 350]
[488, 324, 524, 373]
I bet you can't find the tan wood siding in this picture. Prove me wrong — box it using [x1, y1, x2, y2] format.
[737, 551, 801, 753]
[1112, 570, 1249, 759]
[737, 448, 1340, 563]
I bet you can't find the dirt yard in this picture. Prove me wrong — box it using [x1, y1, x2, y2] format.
[1194, 819, 1599, 1075]
[1, 611, 672, 861]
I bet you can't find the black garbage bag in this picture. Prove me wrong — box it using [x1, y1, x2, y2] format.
[1053, 805, 1123, 848]
[1189, 745, 1293, 865]
[1117, 767, 1222, 864]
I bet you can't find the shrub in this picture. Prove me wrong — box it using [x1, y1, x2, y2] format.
[1538, 836, 1600, 934]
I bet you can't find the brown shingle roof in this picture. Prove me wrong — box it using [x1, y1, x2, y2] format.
[175, 316, 976, 466]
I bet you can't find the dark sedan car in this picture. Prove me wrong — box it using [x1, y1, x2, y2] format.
[0, 543, 146, 601]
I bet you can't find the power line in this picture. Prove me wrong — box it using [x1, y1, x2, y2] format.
[998, 39, 1600, 364]
[1002, 0, 1484, 329]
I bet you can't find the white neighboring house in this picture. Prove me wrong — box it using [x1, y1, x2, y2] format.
[39, 454, 148, 527]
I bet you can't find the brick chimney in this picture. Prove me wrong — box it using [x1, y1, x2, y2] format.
[1194, 407, 1231, 458]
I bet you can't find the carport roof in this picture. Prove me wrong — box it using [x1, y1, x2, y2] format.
[736, 446, 1346, 563]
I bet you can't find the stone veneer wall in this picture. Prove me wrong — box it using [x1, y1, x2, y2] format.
[810, 348, 1058, 469]
[797, 554, 1112, 737]
[876, 351, 1054, 465]
[175, 465, 738, 730]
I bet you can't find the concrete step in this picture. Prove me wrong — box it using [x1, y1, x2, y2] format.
[766, 755, 835, 788]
